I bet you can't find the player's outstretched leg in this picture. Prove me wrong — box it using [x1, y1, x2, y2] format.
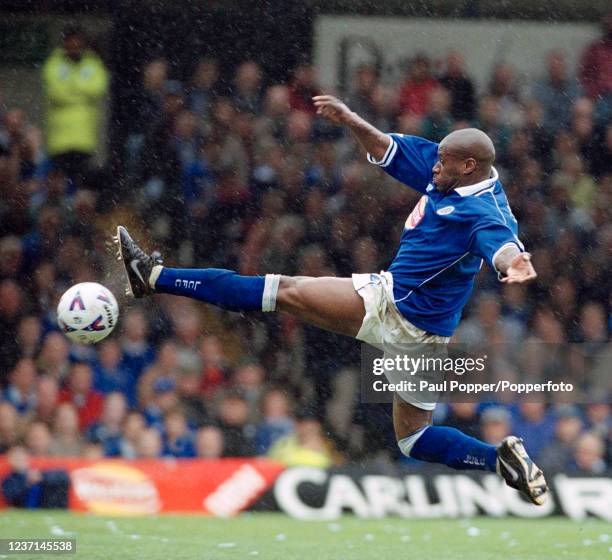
[114, 225, 365, 336]
[393, 398, 548, 505]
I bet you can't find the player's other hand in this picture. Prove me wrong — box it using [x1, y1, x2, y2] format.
[313, 95, 352, 124]
[501, 252, 537, 284]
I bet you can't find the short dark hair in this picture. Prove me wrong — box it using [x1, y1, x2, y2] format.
[61, 24, 86, 42]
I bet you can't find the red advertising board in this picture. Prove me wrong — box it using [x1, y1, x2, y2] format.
[0, 457, 284, 516]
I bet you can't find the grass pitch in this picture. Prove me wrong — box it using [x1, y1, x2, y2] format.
[0, 511, 610, 560]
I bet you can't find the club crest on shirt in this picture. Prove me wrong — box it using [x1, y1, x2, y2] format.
[437, 205, 455, 215]
[405, 196, 428, 229]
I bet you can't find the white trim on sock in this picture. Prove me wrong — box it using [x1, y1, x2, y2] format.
[262, 274, 281, 312]
[397, 426, 429, 457]
[149, 265, 164, 289]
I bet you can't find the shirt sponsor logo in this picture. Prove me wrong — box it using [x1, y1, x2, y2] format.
[405, 196, 428, 230]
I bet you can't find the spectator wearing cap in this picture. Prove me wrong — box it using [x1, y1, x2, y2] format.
[161, 409, 195, 458]
[144, 378, 178, 431]
[42, 25, 108, 188]
[58, 362, 103, 430]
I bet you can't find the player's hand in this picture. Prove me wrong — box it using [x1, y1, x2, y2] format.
[313, 95, 352, 125]
[501, 252, 537, 284]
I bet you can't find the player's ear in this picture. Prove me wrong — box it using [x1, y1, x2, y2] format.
[464, 157, 477, 175]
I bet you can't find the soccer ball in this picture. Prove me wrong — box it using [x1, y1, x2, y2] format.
[57, 282, 119, 344]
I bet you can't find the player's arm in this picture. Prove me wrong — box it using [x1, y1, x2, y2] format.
[313, 95, 390, 160]
[493, 245, 537, 284]
[313, 95, 438, 193]
[470, 219, 536, 285]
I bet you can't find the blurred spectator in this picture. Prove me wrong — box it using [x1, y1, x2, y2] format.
[188, 57, 221, 120]
[36, 332, 71, 382]
[136, 427, 162, 459]
[118, 411, 146, 459]
[579, 12, 612, 121]
[399, 53, 439, 117]
[217, 392, 256, 457]
[512, 403, 556, 460]
[195, 425, 224, 458]
[59, 362, 103, 429]
[488, 63, 523, 127]
[1, 446, 69, 509]
[420, 87, 454, 142]
[288, 63, 321, 115]
[4, 358, 37, 414]
[443, 403, 480, 439]
[138, 339, 179, 407]
[539, 406, 583, 472]
[31, 375, 59, 425]
[144, 378, 178, 431]
[24, 421, 52, 457]
[120, 309, 155, 388]
[0, 402, 19, 453]
[570, 431, 608, 474]
[231, 61, 263, 114]
[480, 407, 512, 445]
[255, 388, 295, 454]
[533, 50, 583, 132]
[92, 339, 131, 403]
[161, 409, 195, 458]
[268, 413, 333, 468]
[199, 335, 232, 398]
[42, 25, 109, 187]
[347, 64, 380, 123]
[86, 392, 127, 456]
[49, 402, 85, 457]
[439, 51, 476, 121]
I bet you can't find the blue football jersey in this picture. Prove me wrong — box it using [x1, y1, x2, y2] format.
[368, 134, 524, 336]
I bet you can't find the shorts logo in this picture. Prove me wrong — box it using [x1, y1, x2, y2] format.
[175, 279, 202, 291]
[437, 205, 455, 216]
[405, 196, 428, 230]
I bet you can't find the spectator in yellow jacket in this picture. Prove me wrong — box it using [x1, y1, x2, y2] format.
[42, 25, 108, 187]
[268, 413, 334, 468]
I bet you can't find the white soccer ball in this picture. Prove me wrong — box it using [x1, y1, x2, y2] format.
[57, 282, 119, 344]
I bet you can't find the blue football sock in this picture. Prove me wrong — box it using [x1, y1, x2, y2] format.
[401, 426, 497, 472]
[154, 267, 280, 313]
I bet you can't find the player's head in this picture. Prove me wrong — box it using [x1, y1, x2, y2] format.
[432, 128, 495, 193]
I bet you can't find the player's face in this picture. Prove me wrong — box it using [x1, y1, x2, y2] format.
[432, 147, 462, 193]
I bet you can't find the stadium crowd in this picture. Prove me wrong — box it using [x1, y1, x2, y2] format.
[0, 22, 610, 485]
